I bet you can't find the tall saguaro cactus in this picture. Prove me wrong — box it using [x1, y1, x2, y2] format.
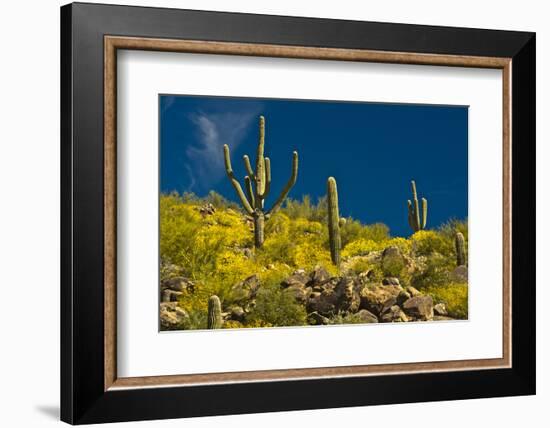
[223, 116, 298, 248]
[327, 177, 344, 266]
[455, 232, 466, 266]
[207, 295, 222, 329]
[407, 180, 428, 233]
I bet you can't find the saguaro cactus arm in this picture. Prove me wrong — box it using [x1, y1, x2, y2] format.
[244, 176, 255, 210]
[407, 180, 428, 232]
[260, 157, 271, 199]
[421, 198, 428, 229]
[223, 144, 254, 215]
[243, 155, 255, 178]
[266, 151, 299, 217]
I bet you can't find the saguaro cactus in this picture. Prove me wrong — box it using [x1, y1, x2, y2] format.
[327, 177, 344, 266]
[207, 295, 222, 329]
[223, 116, 298, 247]
[455, 232, 466, 266]
[407, 180, 428, 232]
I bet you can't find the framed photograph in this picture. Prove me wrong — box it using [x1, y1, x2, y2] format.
[61, 2, 535, 424]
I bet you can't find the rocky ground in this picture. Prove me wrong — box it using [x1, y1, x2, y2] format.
[160, 264, 455, 330]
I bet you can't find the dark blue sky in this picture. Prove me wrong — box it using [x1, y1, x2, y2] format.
[160, 94, 468, 237]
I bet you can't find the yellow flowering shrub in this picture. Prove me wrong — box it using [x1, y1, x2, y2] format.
[423, 283, 468, 319]
[341, 239, 384, 257]
[411, 230, 453, 256]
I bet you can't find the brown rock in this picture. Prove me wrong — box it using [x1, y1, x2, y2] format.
[282, 269, 309, 289]
[381, 305, 409, 322]
[335, 277, 360, 313]
[403, 296, 434, 320]
[160, 302, 189, 330]
[406, 286, 422, 297]
[382, 277, 401, 286]
[161, 277, 195, 292]
[434, 303, 448, 316]
[355, 309, 379, 323]
[310, 265, 331, 285]
[360, 285, 402, 316]
[161, 289, 183, 303]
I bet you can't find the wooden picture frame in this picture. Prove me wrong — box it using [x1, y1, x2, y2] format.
[61, 2, 535, 424]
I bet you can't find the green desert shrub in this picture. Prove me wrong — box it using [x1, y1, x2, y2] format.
[340, 219, 389, 248]
[282, 195, 327, 223]
[246, 287, 307, 327]
[411, 230, 454, 257]
[411, 252, 453, 288]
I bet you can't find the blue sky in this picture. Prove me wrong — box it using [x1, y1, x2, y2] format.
[160, 94, 468, 237]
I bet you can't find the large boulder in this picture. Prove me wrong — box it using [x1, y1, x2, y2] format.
[307, 280, 340, 316]
[306, 277, 360, 316]
[160, 302, 188, 330]
[281, 269, 309, 289]
[402, 296, 434, 321]
[335, 277, 361, 313]
[310, 265, 331, 286]
[286, 285, 312, 304]
[360, 285, 402, 316]
[161, 277, 195, 293]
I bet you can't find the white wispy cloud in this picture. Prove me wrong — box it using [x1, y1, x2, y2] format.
[185, 109, 260, 191]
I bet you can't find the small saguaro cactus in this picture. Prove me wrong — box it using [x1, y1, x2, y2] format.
[407, 180, 428, 233]
[207, 295, 222, 329]
[327, 177, 345, 266]
[223, 116, 299, 248]
[455, 232, 466, 267]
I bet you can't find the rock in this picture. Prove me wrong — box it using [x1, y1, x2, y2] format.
[382, 246, 401, 259]
[396, 290, 411, 306]
[232, 274, 260, 301]
[451, 265, 468, 282]
[308, 311, 330, 325]
[405, 286, 422, 297]
[160, 302, 188, 330]
[242, 248, 253, 259]
[358, 270, 376, 282]
[433, 315, 455, 321]
[197, 203, 215, 216]
[403, 296, 434, 320]
[359, 285, 402, 316]
[310, 265, 331, 285]
[307, 282, 340, 316]
[381, 305, 409, 322]
[229, 306, 245, 321]
[281, 270, 309, 289]
[286, 285, 312, 304]
[355, 309, 379, 323]
[382, 277, 400, 286]
[434, 303, 448, 316]
[335, 277, 361, 313]
[161, 277, 195, 292]
[306, 277, 359, 316]
[161, 289, 183, 303]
